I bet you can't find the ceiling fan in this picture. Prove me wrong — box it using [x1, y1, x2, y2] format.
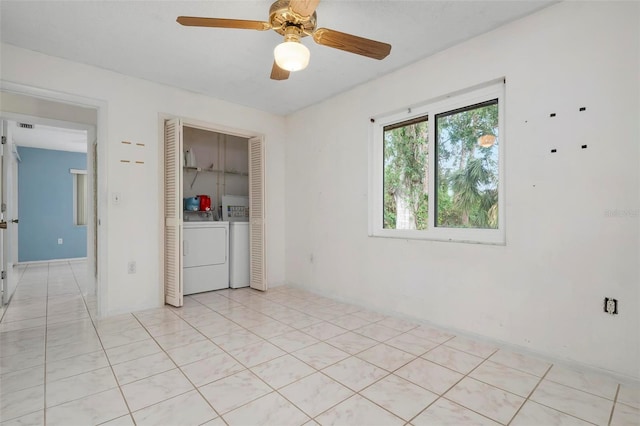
[177, 0, 392, 80]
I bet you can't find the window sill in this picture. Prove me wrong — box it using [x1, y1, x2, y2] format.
[369, 229, 505, 246]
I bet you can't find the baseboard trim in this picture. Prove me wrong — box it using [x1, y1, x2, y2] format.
[17, 257, 87, 266]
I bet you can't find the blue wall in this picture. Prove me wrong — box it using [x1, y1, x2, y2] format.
[18, 147, 87, 262]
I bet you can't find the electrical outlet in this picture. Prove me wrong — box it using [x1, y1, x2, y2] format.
[57, 238, 63, 245]
[128, 261, 136, 274]
[604, 297, 618, 315]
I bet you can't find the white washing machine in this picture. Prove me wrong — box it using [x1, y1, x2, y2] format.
[183, 222, 229, 294]
[222, 195, 250, 289]
[229, 222, 250, 288]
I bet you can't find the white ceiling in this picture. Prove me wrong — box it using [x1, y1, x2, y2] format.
[0, 1, 554, 116]
[12, 123, 88, 153]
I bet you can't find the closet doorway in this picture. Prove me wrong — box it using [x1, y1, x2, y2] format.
[162, 118, 265, 307]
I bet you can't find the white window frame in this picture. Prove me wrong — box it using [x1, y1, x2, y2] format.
[71, 168, 88, 227]
[369, 81, 505, 244]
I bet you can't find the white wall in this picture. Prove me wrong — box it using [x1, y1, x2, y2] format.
[285, 2, 640, 378]
[0, 91, 97, 126]
[0, 43, 287, 316]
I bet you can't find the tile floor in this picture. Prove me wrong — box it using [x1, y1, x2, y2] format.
[0, 261, 638, 425]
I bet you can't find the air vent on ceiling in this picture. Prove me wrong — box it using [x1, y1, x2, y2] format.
[18, 123, 34, 129]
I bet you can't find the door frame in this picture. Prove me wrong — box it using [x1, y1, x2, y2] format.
[0, 120, 19, 306]
[2, 116, 93, 290]
[1, 81, 108, 317]
[158, 114, 266, 301]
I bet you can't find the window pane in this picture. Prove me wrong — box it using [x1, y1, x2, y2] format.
[383, 116, 428, 230]
[76, 173, 88, 226]
[435, 100, 499, 229]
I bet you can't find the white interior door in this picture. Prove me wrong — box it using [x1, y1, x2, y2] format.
[164, 118, 183, 307]
[1, 121, 18, 305]
[0, 122, 4, 307]
[248, 136, 266, 291]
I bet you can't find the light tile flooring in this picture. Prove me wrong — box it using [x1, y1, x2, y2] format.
[1, 262, 639, 426]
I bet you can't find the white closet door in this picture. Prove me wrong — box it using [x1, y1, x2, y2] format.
[164, 119, 183, 307]
[249, 136, 266, 291]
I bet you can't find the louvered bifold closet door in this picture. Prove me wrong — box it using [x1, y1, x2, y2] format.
[164, 119, 183, 307]
[249, 137, 267, 291]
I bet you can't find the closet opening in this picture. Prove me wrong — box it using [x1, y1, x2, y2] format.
[162, 118, 265, 308]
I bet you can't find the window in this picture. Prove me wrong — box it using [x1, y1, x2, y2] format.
[71, 169, 88, 226]
[383, 116, 429, 230]
[370, 81, 504, 244]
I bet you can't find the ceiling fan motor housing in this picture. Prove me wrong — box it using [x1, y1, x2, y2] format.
[269, 0, 317, 36]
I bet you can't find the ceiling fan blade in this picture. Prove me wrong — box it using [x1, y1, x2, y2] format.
[313, 28, 391, 60]
[270, 61, 290, 80]
[176, 16, 271, 31]
[289, 0, 320, 17]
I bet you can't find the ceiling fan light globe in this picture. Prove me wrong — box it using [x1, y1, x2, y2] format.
[274, 41, 310, 72]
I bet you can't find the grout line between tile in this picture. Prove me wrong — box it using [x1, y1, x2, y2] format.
[507, 363, 604, 426]
[43, 262, 49, 426]
[132, 312, 230, 422]
[68, 260, 137, 425]
[543, 376, 621, 402]
[608, 384, 620, 426]
[214, 292, 431, 423]
[401, 347, 499, 425]
[181, 293, 360, 422]
[205, 318, 350, 422]
[504, 360, 552, 425]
